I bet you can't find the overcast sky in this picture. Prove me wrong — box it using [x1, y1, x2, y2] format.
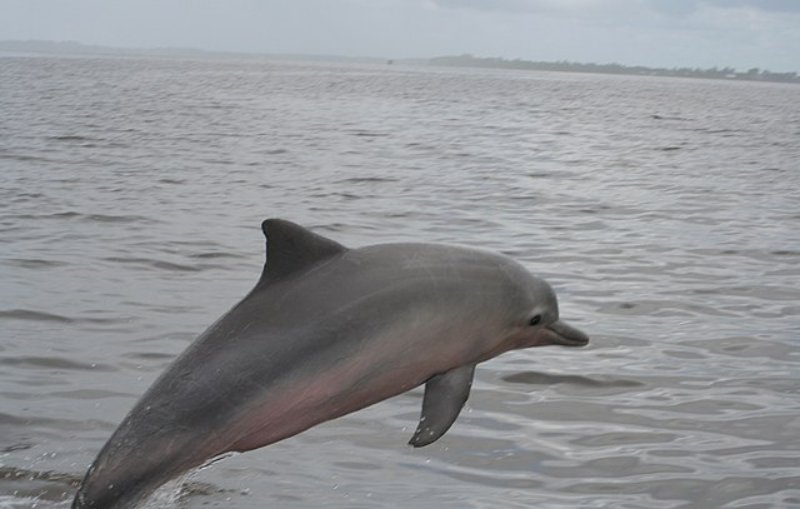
[2, 0, 798, 71]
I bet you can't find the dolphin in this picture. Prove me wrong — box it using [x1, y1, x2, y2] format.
[72, 219, 589, 509]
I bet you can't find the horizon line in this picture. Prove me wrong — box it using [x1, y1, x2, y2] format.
[1, 39, 797, 76]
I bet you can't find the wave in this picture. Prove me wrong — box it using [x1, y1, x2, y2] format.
[0, 309, 123, 325]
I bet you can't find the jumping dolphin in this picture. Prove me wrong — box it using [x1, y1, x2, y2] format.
[72, 219, 589, 509]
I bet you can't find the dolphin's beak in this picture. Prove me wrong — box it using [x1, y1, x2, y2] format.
[545, 320, 590, 347]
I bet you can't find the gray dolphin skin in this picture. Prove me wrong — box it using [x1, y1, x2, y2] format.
[72, 219, 589, 509]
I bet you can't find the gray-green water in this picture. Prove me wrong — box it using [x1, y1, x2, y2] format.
[1, 54, 799, 508]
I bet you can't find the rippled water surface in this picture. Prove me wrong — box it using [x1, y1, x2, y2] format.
[1, 55, 799, 508]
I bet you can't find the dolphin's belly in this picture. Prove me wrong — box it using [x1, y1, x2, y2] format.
[226, 315, 477, 453]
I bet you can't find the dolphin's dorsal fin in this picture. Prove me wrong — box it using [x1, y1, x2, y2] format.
[409, 363, 476, 447]
[257, 219, 347, 286]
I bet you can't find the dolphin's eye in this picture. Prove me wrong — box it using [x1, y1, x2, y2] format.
[529, 314, 542, 326]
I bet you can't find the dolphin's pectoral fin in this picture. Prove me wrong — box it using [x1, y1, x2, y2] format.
[409, 363, 476, 448]
[257, 219, 348, 287]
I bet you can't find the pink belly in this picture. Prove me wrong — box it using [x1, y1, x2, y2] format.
[227, 339, 467, 452]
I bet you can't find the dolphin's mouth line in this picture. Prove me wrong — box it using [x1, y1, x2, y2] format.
[554, 335, 590, 347]
[547, 320, 590, 347]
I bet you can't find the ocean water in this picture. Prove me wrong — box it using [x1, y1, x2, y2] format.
[1, 54, 799, 509]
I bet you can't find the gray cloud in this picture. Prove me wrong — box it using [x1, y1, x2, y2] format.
[432, 0, 547, 12]
[648, 0, 800, 16]
[434, 0, 800, 15]
[431, 0, 620, 14]
[710, 0, 800, 12]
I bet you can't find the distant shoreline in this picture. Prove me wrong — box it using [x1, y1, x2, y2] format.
[2, 40, 797, 85]
[429, 55, 800, 85]
[0, 40, 386, 64]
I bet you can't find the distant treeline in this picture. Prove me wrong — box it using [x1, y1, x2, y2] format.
[429, 55, 800, 84]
